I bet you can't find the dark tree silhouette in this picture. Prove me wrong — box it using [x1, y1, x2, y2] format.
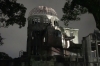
[0, 33, 3, 45]
[0, 0, 27, 28]
[61, 0, 100, 30]
[0, 0, 27, 45]
[0, 52, 12, 59]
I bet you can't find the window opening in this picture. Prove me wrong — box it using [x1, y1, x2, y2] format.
[55, 30, 61, 37]
[32, 17, 40, 24]
[37, 18, 40, 22]
[34, 18, 38, 22]
[44, 18, 49, 23]
[43, 37, 45, 42]
[54, 21, 59, 26]
[70, 31, 73, 37]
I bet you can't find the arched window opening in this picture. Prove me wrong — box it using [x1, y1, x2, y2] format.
[37, 18, 40, 22]
[32, 19, 35, 24]
[44, 18, 49, 23]
[32, 17, 40, 24]
[54, 21, 59, 26]
[55, 30, 61, 37]
[35, 18, 40, 23]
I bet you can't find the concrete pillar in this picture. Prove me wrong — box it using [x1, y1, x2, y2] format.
[82, 37, 86, 57]
[82, 37, 87, 66]
[27, 18, 33, 56]
[86, 35, 93, 66]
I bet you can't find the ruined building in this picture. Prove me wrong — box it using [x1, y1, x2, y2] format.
[1, 6, 100, 66]
[0, 6, 82, 66]
[22, 6, 80, 66]
[82, 30, 100, 66]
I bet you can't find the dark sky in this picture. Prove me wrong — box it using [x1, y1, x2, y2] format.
[0, 0, 97, 58]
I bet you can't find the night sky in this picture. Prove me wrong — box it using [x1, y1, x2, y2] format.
[0, 0, 97, 58]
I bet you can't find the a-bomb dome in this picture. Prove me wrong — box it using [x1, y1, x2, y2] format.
[29, 6, 57, 17]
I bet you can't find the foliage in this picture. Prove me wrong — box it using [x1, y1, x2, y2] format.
[61, 0, 100, 30]
[0, 0, 27, 28]
[0, 0, 27, 45]
[0, 52, 12, 59]
[0, 34, 3, 45]
[61, 0, 88, 26]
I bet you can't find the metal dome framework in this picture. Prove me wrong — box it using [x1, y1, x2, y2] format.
[29, 6, 57, 17]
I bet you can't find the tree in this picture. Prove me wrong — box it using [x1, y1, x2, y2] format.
[0, 52, 12, 59]
[0, 33, 4, 45]
[0, 0, 27, 27]
[61, 0, 100, 30]
[0, 0, 27, 45]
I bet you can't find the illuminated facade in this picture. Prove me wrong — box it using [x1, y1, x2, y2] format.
[27, 6, 79, 56]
